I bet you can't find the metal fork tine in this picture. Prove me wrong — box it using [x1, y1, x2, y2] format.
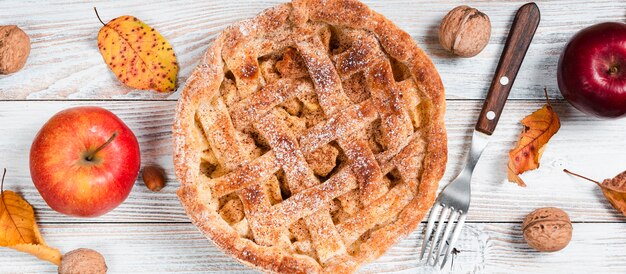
[426, 206, 450, 265]
[440, 214, 467, 270]
[419, 203, 441, 260]
[434, 210, 458, 265]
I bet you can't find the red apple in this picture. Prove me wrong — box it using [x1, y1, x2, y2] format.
[30, 106, 140, 217]
[557, 22, 626, 118]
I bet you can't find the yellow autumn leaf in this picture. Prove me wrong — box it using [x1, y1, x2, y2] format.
[95, 8, 178, 92]
[0, 190, 39, 246]
[12, 243, 62, 266]
[1, 187, 62, 265]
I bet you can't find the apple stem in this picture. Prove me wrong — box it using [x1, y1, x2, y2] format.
[609, 65, 619, 75]
[0, 168, 6, 193]
[86, 132, 118, 161]
[563, 169, 602, 187]
[94, 7, 105, 26]
[543, 87, 551, 106]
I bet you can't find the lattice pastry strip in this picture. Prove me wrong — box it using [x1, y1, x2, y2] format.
[229, 78, 314, 130]
[197, 99, 247, 171]
[337, 180, 417, 246]
[299, 100, 378, 153]
[255, 111, 348, 264]
[366, 58, 413, 153]
[332, 29, 385, 79]
[329, 28, 414, 155]
[203, 96, 382, 202]
[325, 29, 410, 206]
[338, 138, 386, 206]
[256, 168, 357, 235]
[335, 137, 428, 248]
[197, 97, 292, 247]
[296, 36, 352, 116]
[297, 29, 386, 210]
[206, 152, 279, 198]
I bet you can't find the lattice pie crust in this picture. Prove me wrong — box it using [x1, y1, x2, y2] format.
[174, 0, 447, 272]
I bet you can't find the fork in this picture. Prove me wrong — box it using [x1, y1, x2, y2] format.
[419, 2, 541, 269]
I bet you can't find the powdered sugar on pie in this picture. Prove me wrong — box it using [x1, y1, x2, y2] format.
[173, 0, 447, 272]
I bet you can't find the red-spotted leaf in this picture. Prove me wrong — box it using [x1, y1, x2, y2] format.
[507, 92, 560, 187]
[95, 8, 178, 92]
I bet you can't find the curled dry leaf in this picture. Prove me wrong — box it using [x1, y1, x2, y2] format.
[95, 8, 178, 92]
[564, 169, 626, 217]
[507, 92, 560, 187]
[0, 169, 62, 265]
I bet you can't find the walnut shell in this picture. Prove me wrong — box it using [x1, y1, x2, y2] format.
[439, 6, 491, 57]
[0, 25, 30, 74]
[522, 207, 572, 252]
[58, 248, 107, 274]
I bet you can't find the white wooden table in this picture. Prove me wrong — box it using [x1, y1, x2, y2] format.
[1, 0, 626, 273]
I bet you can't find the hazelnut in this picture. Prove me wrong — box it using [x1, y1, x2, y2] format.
[0, 25, 30, 74]
[58, 248, 107, 274]
[142, 165, 166, 192]
[522, 207, 572, 252]
[439, 6, 491, 57]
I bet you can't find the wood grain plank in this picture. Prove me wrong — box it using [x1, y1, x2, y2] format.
[0, 0, 624, 100]
[1, 222, 625, 273]
[1, 100, 625, 223]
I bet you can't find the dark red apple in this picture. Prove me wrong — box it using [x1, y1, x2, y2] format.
[30, 106, 140, 217]
[557, 22, 626, 118]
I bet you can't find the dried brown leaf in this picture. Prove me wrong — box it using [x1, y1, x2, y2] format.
[0, 170, 62, 265]
[565, 169, 626, 217]
[508, 98, 560, 187]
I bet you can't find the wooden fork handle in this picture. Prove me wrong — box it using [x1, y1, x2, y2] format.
[475, 2, 541, 135]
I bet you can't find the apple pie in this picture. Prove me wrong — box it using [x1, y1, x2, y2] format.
[173, 0, 447, 272]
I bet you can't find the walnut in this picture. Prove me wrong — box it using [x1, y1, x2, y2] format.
[439, 6, 491, 57]
[522, 207, 572, 252]
[58, 248, 107, 274]
[0, 25, 30, 74]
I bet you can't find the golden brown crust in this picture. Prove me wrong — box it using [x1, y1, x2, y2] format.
[173, 1, 447, 273]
